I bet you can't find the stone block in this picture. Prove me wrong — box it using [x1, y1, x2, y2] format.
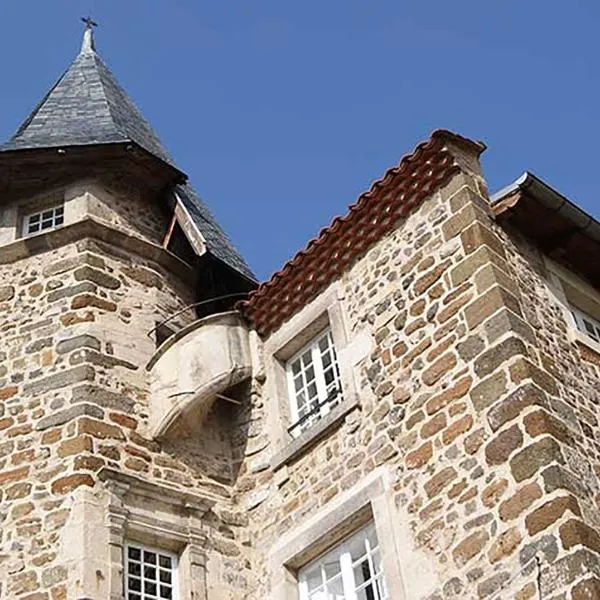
[464, 285, 521, 330]
[487, 383, 549, 431]
[36, 404, 104, 431]
[474, 336, 527, 378]
[24, 366, 95, 396]
[483, 308, 535, 345]
[500, 483, 543, 521]
[422, 352, 457, 386]
[485, 424, 523, 466]
[453, 530, 489, 566]
[488, 527, 521, 564]
[406, 441, 433, 469]
[525, 495, 581, 536]
[426, 376, 472, 415]
[425, 467, 457, 498]
[460, 222, 506, 259]
[523, 409, 573, 445]
[560, 519, 600, 554]
[71, 384, 135, 412]
[510, 437, 565, 482]
[77, 417, 126, 440]
[442, 414, 474, 445]
[50, 473, 94, 495]
[74, 265, 121, 289]
[450, 246, 508, 287]
[470, 371, 507, 413]
[56, 335, 101, 355]
[71, 293, 117, 312]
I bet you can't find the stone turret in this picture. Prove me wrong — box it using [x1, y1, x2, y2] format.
[0, 24, 256, 599]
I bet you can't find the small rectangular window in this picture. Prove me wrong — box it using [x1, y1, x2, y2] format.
[286, 328, 343, 438]
[22, 205, 64, 237]
[571, 305, 600, 344]
[298, 522, 388, 600]
[125, 543, 178, 600]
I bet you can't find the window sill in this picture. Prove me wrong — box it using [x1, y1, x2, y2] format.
[271, 395, 360, 471]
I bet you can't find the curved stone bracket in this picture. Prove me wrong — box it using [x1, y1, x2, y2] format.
[147, 311, 252, 439]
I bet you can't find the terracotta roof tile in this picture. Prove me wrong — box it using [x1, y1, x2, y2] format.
[242, 130, 484, 336]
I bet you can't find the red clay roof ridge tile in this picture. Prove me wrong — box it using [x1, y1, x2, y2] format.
[241, 129, 485, 336]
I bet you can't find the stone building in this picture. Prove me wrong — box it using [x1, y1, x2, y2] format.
[1, 23, 600, 600]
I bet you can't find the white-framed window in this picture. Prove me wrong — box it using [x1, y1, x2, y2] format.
[571, 305, 600, 344]
[22, 205, 64, 237]
[125, 542, 178, 600]
[299, 522, 388, 600]
[286, 328, 343, 438]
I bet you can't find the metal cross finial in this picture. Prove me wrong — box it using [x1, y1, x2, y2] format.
[80, 16, 98, 53]
[81, 16, 98, 29]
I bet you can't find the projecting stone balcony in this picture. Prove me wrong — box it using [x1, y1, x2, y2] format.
[146, 311, 252, 439]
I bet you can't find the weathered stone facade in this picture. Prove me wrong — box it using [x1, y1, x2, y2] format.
[3, 29, 600, 600]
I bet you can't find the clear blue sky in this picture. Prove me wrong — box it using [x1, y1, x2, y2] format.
[1, 2, 598, 280]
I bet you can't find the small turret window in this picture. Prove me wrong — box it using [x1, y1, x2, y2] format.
[22, 205, 64, 237]
[125, 543, 179, 600]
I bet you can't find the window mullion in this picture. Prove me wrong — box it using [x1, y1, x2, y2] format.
[340, 549, 358, 600]
[286, 365, 300, 431]
[298, 575, 309, 600]
[312, 342, 328, 418]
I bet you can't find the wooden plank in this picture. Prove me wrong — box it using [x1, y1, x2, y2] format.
[162, 213, 177, 249]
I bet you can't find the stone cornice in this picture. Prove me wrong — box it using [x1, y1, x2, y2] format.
[0, 216, 194, 283]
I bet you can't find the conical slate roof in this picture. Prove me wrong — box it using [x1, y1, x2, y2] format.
[1, 28, 171, 163]
[2, 26, 256, 282]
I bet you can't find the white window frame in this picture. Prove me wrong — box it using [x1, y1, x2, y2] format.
[571, 305, 600, 344]
[286, 328, 343, 438]
[298, 522, 388, 600]
[124, 541, 179, 600]
[545, 256, 600, 354]
[22, 204, 64, 237]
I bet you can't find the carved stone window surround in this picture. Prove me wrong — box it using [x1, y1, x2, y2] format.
[268, 468, 407, 600]
[99, 467, 215, 600]
[263, 282, 367, 470]
[544, 256, 600, 356]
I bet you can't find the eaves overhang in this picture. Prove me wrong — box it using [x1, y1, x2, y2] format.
[492, 171, 600, 287]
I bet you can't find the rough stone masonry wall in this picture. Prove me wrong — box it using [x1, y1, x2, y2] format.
[493, 223, 600, 599]
[0, 233, 252, 599]
[239, 156, 599, 599]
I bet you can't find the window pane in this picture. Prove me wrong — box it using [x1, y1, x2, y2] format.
[327, 575, 345, 599]
[305, 564, 323, 592]
[29, 214, 40, 223]
[323, 558, 342, 581]
[126, 545, 176, 600]
[354, 559, 374, 587]
[159, 569, 172, 583]
[160, 585, 173, 599]
[356, 584, 377, 600]
[144, 581, 157, 595]
[128, 578, 141, 592]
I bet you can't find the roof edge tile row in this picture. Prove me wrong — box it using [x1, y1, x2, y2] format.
[241, 130, 485, 336]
